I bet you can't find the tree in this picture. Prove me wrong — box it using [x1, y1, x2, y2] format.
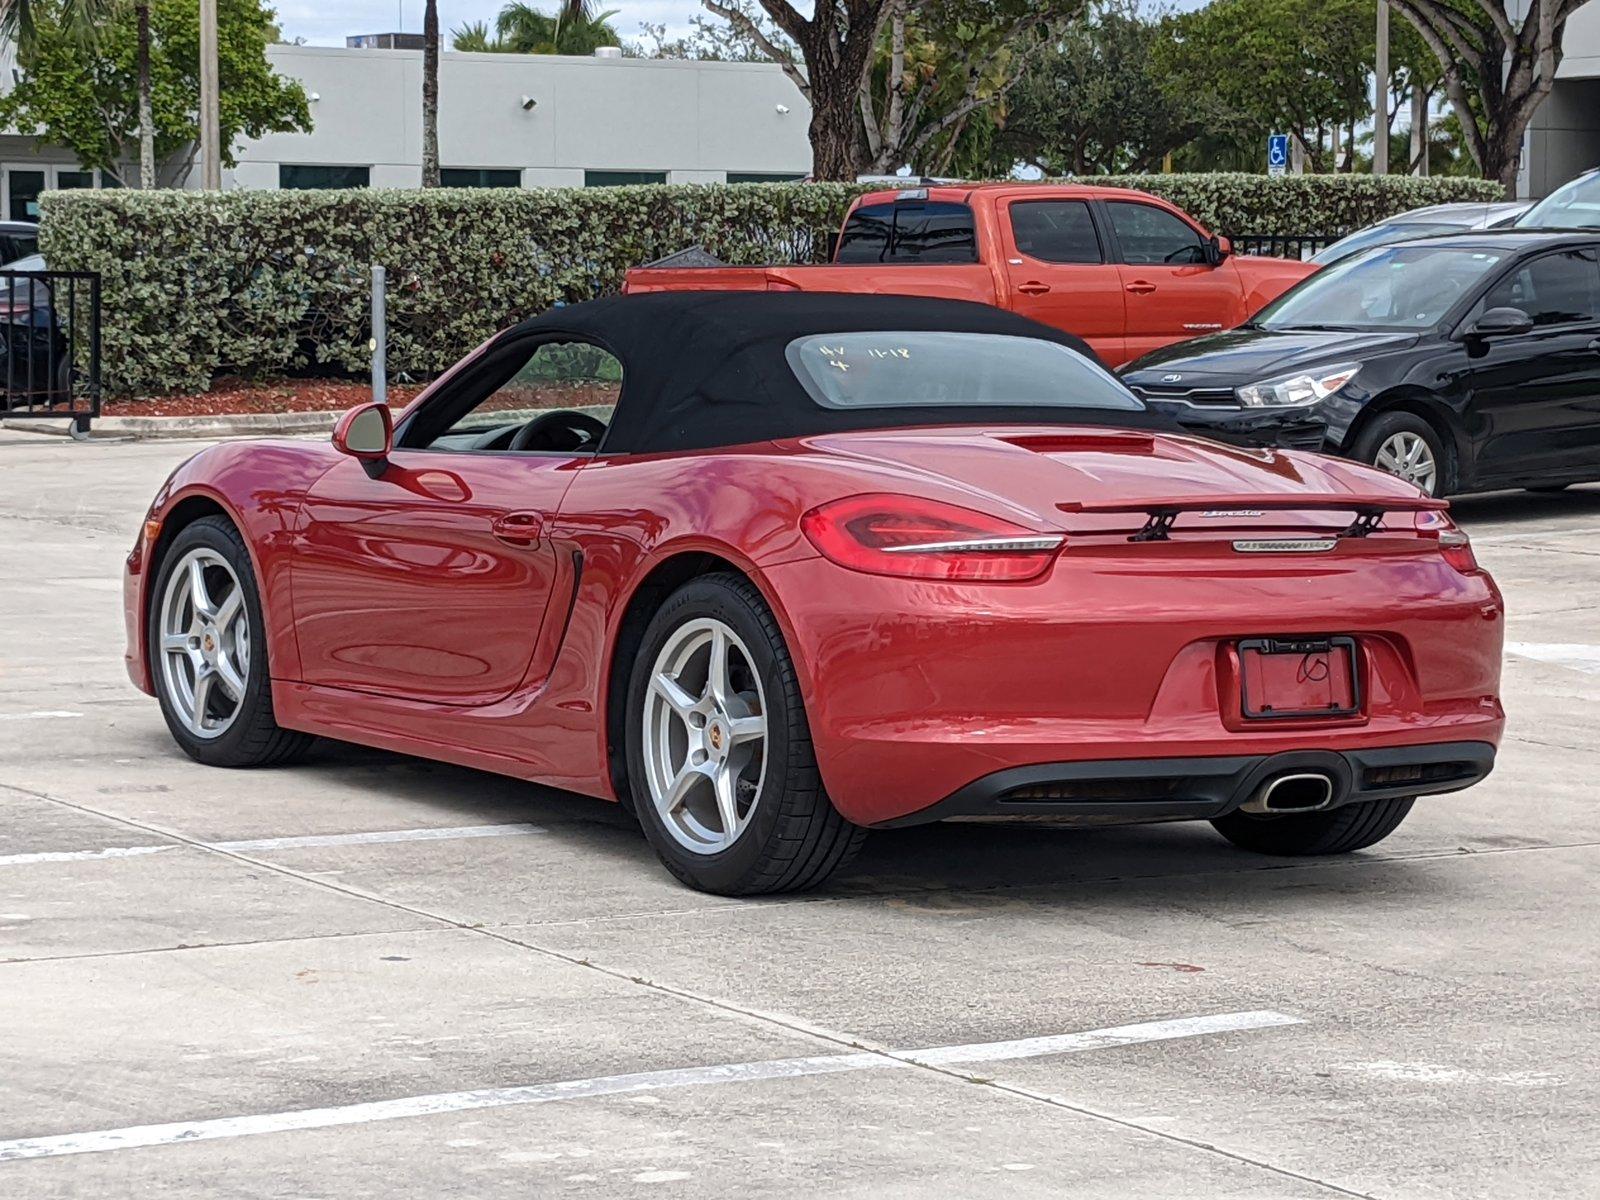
[452, 2, 622, 54]
[422, 0, 439, 186]
[1159, 0, 1376, 173]
[700, 0, 895, 179]
[1388, 0, 1592, 192]
[0, 0, 310, 186]
[994, 1, 1218, 175]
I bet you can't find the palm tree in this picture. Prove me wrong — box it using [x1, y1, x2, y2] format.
[422, 0, 440, 187]
[492, 1, 620, 55]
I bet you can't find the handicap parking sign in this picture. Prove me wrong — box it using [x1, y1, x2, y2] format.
[1268, 133, 1290, 175]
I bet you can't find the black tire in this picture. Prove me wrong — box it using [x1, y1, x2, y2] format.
[147, 515, 313, 768]
[1350, 411, 1447, 496]
[1210, 797, 1415, 856]
[623, 572, 865, 895]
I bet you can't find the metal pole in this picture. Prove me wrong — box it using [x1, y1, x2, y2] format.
[1374, 0, 1390, 175]
[199, 0, 221, 190]
[371, 265, 387, 406]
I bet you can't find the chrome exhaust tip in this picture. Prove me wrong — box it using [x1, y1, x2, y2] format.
[1242, 772, 1335, 814]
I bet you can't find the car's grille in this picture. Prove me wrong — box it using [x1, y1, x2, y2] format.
[1129, 385, 1240, 408]
[1363, 762, 1476, 790]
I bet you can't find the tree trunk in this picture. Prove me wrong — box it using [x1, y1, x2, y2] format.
[137, 3, 155, 190]
[421, 0, 441, 187]
[1410, 85, 1428, 176]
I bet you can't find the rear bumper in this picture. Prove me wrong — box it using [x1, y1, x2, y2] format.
[873, 740, 1496, 828]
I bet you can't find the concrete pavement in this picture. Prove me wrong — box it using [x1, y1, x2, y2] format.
[2, 428, 1597, 1198]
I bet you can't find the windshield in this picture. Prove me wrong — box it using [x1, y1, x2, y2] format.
[786, 331, 1143, 410]
[1311, 221, 1464, 265]
[1255, 244, 1508, 331]
[1520, 171, 1600, 228]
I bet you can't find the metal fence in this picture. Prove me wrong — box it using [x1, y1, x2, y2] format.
[0, 269, 101, 435]
[1228, 234, 1338, 261]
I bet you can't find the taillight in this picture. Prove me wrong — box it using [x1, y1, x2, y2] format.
[1415, 511, 1479, 573]
[800, 493, 1064, 582]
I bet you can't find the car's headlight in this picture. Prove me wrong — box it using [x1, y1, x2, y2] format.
[1235, 363, 1360, 408]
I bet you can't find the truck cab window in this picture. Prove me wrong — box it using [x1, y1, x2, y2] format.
[1107, 202, 1207, 265]
[836, 201, 977, 264]
[1010, 201, 1102, 264]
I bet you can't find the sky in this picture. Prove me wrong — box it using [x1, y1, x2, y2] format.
[273, 2, 706, 47]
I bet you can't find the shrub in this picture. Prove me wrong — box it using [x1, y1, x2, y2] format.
[41, 174, 1504, 396]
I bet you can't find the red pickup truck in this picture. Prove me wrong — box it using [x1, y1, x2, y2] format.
[624, 183, 1316, 367]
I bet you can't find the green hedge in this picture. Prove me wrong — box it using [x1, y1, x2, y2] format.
[41, 174, 1504, 396]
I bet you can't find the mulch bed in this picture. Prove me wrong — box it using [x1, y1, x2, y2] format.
[93, 377, 618, 418]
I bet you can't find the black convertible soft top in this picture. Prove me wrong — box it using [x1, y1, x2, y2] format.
[498, 292, 1178, 455]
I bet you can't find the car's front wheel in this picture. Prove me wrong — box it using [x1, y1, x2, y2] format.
[624, 573, 864, 895]
[148, 515, 312, 768]
[1210, 796, 1415, 856]
[1352, 413, 1445, 496]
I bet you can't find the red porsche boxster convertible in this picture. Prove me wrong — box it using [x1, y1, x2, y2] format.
[124, 294, 1504, 894]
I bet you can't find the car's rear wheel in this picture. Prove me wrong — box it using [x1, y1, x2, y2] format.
[1210, 796, 1415, 856]
[1353, 413, 1445, 496]
[624, 573, 865, 895]
[149, 516, 312, 768]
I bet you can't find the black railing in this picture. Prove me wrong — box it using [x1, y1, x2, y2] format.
[1228, 234, 1338, 261]
[0, 269, 101, 434]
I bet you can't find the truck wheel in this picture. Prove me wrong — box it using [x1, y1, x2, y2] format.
[1211, 797, 1415, 856]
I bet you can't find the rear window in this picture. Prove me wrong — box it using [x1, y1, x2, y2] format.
[835, 201, 977, 264]
[785, 331, 1142, 410]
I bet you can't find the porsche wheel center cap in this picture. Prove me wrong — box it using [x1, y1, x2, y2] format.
[707, 721, 725, 753]
[201, 632, 216, 655]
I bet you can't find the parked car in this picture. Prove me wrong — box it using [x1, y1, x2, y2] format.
[1518, 166, 1600, 229]
[0, 251, 71, 407]
[1121, 230, 1600, 496]
[624, 184, 1315, 367]
[125, 292, 1502, 895]
[0, 220, 39, 265]
[1310, 201, 1530, 266]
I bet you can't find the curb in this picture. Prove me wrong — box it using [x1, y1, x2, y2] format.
[2, 404, 616, 442]
[2, 409, 344, 440]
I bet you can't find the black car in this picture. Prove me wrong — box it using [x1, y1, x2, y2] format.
[1120, 231, 1600, 496]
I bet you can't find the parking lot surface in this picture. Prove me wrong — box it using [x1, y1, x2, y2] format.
[2, 427, 1598, 1198]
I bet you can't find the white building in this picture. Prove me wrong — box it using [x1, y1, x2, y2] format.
[1523, 2, 1600, 198]
[0, 41, 813, 218]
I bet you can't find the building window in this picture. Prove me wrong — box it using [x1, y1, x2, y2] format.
[440, 168, 522, 188]
[279, 164, 371, 190]
[584, 170, 666, 188]
[8, 170, 44, 221]
[726, 172, 805, 183]
[56, 170, 95, 190]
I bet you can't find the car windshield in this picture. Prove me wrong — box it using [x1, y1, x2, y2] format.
[1254, 244, 1508, 331]
[785, 331, 1143, 410]
[1520, 172, 1600, 228]
[1310, 221, 1464, 265]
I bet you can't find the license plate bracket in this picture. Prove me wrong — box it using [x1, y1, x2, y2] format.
[1238, 636, 1360, 720]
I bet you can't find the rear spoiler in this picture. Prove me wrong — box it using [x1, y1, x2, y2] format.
[1055, 493, 1449, 542]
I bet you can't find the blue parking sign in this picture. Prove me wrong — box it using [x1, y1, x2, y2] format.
[1268, 133, 1290, 175]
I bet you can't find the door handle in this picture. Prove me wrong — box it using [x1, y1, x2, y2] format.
[1017, 281, 1051, 295]
[491, 511, 543, 546]
[1125, 280, 1157, 294]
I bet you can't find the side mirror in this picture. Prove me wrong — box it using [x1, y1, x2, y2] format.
[332, 402, 392, 478]
[1467, 306, 1535, 339]
[1206, 235, 1232, 266]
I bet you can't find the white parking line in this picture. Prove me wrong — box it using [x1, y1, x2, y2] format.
[209, 824, 546, 852]
[0, 824, 546, 870]
[0, 845, 172, 868]
[0, 1010, 1302, 1162]
[1505, 642, 1600, 675]
[0, 711, 83, 721]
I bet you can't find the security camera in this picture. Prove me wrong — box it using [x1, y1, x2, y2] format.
[775, 104, 790, 115]
[520, 95, 537, 111]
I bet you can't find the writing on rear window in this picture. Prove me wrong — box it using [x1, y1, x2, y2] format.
[785, 331, 1144, 411]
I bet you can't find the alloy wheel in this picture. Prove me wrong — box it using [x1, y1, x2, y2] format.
[641, 617, 768, 854]
[1373, 431, 1438, 495]
[158, 548, 250, 740]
